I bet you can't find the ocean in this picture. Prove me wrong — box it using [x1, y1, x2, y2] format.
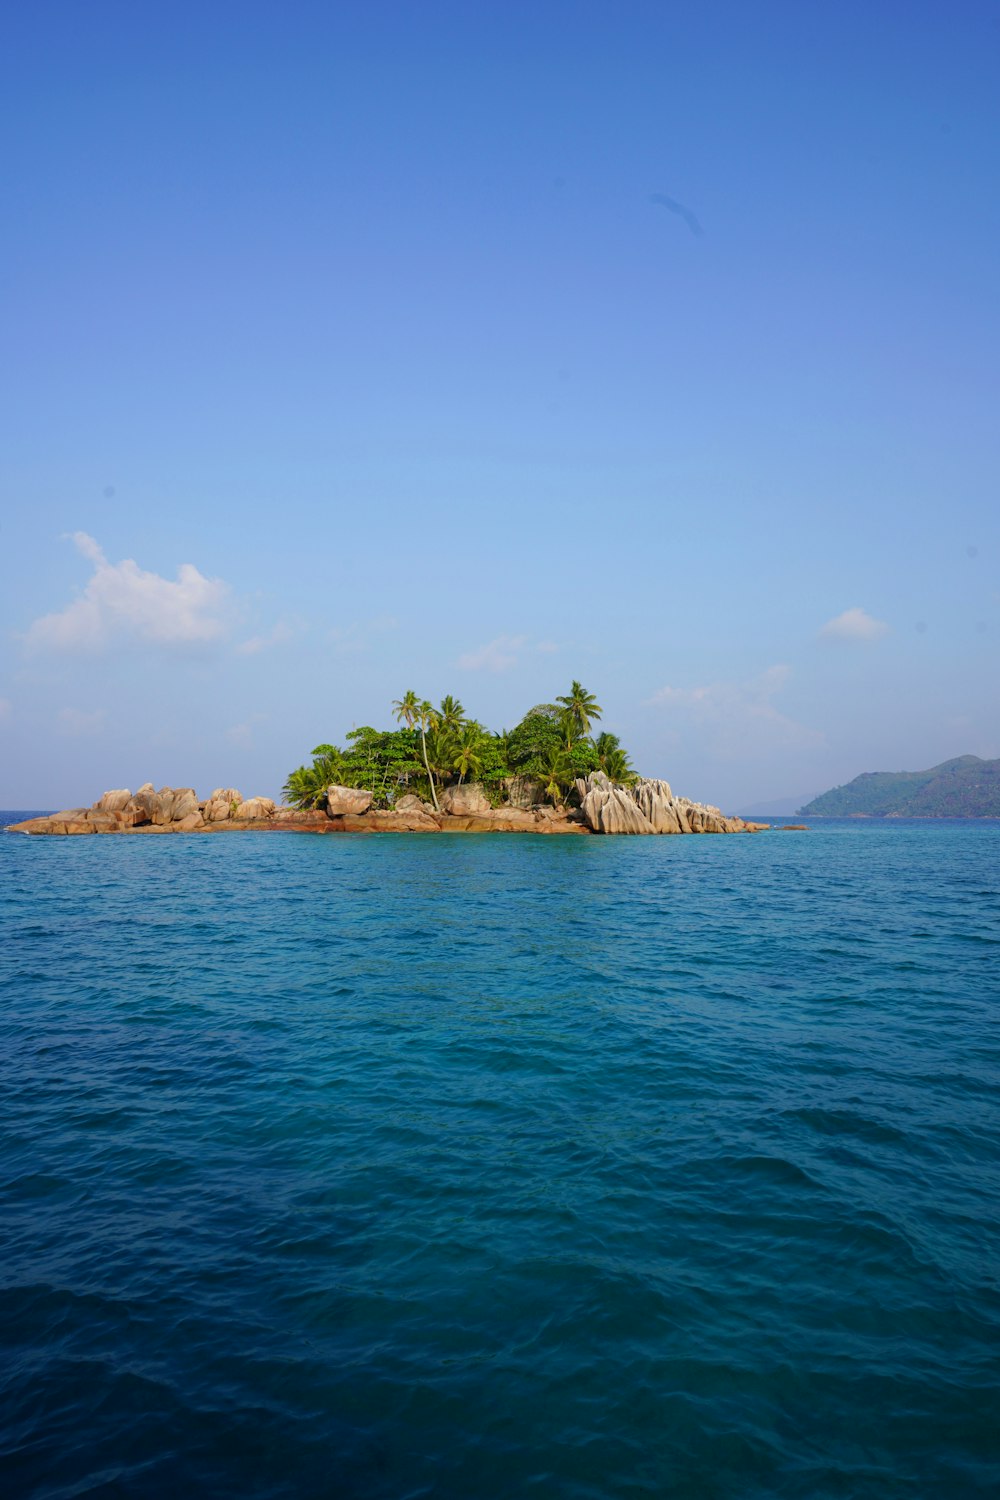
[2, 818, 999, 1497]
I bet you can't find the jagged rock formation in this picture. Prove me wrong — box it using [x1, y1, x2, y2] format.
[575, 772, 762, 836]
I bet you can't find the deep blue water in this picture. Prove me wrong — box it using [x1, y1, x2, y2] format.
[2, 819, 999, 1498]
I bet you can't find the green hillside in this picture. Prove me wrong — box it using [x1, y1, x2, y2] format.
[799, 756, 1000, 817]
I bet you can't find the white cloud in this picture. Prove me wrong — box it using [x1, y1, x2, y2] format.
[226, 714, 266, 746]
[646, 664, 823, 759]
[819, 606, 889, 643]
[57, 706, 105, 737]
[457, 635, 559, 673]
[23, 533, 230, 652]
[458, 634, 527, 672]
[236, 620, 295, 655]
[327, 615, 398, 656]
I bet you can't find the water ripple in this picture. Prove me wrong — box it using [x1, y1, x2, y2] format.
[2, 821, 1000, 1497]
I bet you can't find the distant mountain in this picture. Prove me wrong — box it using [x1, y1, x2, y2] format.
[799, 756, 1000, 817]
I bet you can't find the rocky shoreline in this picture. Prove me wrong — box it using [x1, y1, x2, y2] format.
[7, 774, 769, 838]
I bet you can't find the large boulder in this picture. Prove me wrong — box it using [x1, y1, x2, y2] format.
[153, 786, 199, 824]
[126, 790, 162, 824]
[440, 782, 490, 816]
[504, 776, 542, 810]
[96, 788, 132, 813]
[204, 789, 242, 822]
[325, 785, 372, 817]
[238, 797, 277, 821]
[394, 793, 426, 813]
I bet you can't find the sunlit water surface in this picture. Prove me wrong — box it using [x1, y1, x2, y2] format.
[2, 819, 999, 1498]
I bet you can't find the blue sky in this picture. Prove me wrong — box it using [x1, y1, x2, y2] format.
[2, 1, 998, 810]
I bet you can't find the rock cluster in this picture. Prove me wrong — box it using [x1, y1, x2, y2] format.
[7, 776, 765, 839]
[575, 772, 763, 836]
[8, 784, 275, 836]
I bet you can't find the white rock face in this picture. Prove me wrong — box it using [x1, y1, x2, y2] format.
[325, 785, 373, 816]
[577, 772, 749, 836]
[580, 774, 655, 834]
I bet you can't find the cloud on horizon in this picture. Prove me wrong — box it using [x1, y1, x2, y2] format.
[819, 606, 889, 643]
[236, 621, 295, 655]
[645, 664, 824, 759]
[23, 533, 230, 652]
[457, 635, 559, 673]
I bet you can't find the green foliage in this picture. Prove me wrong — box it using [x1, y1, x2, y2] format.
[285, 682, 638, 811]
[594, 732, 637, 785]
[555, 680, 603, 737]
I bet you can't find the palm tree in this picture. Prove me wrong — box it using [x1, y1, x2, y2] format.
[392, 691, 419, 731]
[452, 725, 483, 784]
[437, 695, 465, 734]
[537, 745, 574, 806]
[558, 708, 579, 751]
[594, 731, 635, 784]
[394, 691, 440, 810]
[416, 699, 441, 811]
[555, 681, 603, 737]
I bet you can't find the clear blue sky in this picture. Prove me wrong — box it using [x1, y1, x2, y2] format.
[2, 1, 998, 809]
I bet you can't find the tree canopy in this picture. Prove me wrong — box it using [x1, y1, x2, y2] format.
[283, 683, 638, 809]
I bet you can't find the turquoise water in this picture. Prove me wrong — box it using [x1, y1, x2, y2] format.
[2, 821, 999, 1498]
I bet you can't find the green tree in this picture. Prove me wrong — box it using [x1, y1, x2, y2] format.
[452, 724, 484, 783]
[437, 695, 466, 734]
[594, 731, 636, 785]
[282, 743, 348, 808]
[536, 745, 576, 806]
[394, 691, 440, 811]
[555, 681, 603, 738]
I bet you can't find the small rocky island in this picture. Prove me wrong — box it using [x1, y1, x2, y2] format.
[8, 682, 768, 838]
[8, 776, 766, 838]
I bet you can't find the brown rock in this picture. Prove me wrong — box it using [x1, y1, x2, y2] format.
[239, 797, 277, 821]
[393, 793, 425, 813]
[439, 783, 491, 816]
[171, 812, 206, 832]
[325, 785, 372, 816]
[126, 790, 161, 824]
[504, 775, 542, 809]
[205, 789, 242, 822]
[97, 788, 132, 813]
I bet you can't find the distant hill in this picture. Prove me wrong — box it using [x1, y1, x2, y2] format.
[799, 756, 1000, 817]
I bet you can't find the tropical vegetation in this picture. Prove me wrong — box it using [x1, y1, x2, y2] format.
[283, 682, 637, 810]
